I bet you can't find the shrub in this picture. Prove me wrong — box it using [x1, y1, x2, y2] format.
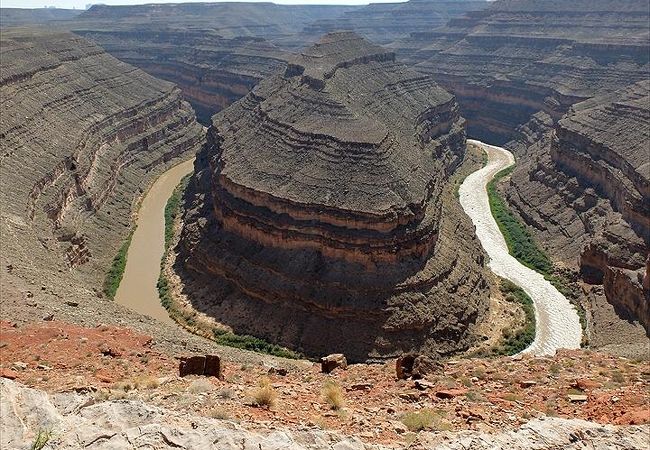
[103, 232, 133, 299]
[401, 409, 437, 432]
[492, 279, 536, 356]
[322, 380, 344, 410]
[188, 379, 214, 394]
[252, 377, 277, 408]
[30, 429, 53, 450]
[487, 166, 553, 274]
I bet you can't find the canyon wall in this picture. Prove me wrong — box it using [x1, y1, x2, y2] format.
[72, 28, 290, 125]
[394, 0, 650, 143]
[0, 8, 81, 27]
[505, 82, 649, 352]
[0, 29, 203, 304]
[301, 0, 487, 46]
[76, 2, 356, 46]
[179, 32, 490, 362]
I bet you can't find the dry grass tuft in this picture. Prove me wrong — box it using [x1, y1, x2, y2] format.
[252, 377, 277, 408]
[322, 380, 345, 410]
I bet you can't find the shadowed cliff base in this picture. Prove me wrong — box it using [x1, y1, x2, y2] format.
[176, 32, 490, 362]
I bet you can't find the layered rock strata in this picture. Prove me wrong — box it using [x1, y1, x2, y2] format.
[75, 2, 356, 45]
[395, 0, 650, 143]
[302, 0, 488, 46]
[72, 28, 290, 124]
[179, 32, 490, 362]
[0, 30, 203, 301]
[505, 82, 649, 351]
[0, 7, 81, 27]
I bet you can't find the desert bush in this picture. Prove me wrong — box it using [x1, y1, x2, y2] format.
[401, 409, 438, 432]
[188, 378, 214, 394]
[252, 377, 277, 408]
[322, 380, 344, 410]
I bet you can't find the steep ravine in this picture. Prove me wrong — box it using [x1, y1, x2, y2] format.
[459, 140, 582, 355]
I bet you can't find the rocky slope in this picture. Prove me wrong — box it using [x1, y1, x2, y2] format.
[72, 27, 290, 125]
[0, 29, 240, 358]
[395, 0, 650, 143]
[302, 0, 488, 46]
[2, 323, 649, 450]
[178, 32, 490, 362]
[505, 82, 649, 355]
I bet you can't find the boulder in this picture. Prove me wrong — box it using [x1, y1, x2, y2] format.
[396, 353, 440, 379]
[178, 355, 222, 379]
[320, 354, 347, 373]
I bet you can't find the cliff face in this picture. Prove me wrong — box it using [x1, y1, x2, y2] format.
[0, 8, 81, 27]
[301, 0, 487, 46]
[505, 82, 649, 346]
[395, 0, 650, 143]
[0, 29, 203, 298]
[179, 32, 490, 362]
[72, 28, 290, 125]
[76, 2, 356, 45]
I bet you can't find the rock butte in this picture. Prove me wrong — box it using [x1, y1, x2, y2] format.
[179, 32, 490, 362]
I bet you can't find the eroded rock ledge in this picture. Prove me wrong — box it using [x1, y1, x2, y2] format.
[0, 29, 203, 304]
[179, 32, 489, 362]
[505, 81, 649, 351]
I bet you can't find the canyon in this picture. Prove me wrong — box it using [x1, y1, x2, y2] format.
[177, 32, 490, 362]
[0, 1, 649, 448]
[505, 82, 649, 356]
[0, 28, 232, 359]
[395, 0, 650, 143]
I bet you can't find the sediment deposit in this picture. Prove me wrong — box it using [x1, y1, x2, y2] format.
[179, 32, 490, 362]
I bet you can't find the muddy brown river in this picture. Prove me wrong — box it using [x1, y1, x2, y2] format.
[115, 158, 195, 324]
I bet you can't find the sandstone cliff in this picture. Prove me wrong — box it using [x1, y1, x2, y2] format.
[0, 8, 81, 27]
[395, 0, 650, 143]
[0, 29, 203, 330]
[505, 82, 649, 352]
[76, 2, 355, 45]
[72, 28, 290, 124]
[179, 32, 490, 362]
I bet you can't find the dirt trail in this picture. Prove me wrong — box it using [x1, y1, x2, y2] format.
[459, 139, 582, 355]
[115, 158, 195, 325]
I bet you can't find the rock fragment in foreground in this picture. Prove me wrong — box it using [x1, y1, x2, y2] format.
[180, 32, 490, 361]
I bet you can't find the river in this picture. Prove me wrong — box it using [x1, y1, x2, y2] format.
[114, 158, 195, 325]
[459, 139, 582, 355]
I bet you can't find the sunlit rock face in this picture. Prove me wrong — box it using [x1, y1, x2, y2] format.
[179, 32, 490, 362]
[394, 0, 650, 143]
[505, 81, 649, 348]
[0, 29, 203, 294]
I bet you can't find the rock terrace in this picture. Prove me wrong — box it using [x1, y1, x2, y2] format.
[179, 32, 490, 362]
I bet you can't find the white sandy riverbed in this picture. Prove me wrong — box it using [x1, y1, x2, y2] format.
[459, 139, 582, 355]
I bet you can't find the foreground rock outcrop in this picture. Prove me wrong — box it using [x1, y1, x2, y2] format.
[2, 377, 648, 450]
[179, 32, 489, 362]
[505, 82, 649, 354]
[395, 0, 650, 142]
